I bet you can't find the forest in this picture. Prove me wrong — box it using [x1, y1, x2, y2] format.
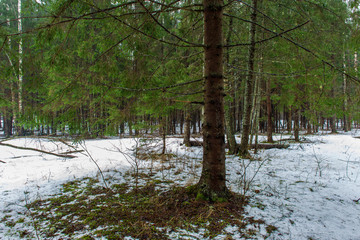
[1, 0, 360, 239]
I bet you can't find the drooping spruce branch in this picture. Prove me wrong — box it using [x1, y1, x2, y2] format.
[227, 63, 322, 77]
[111, 78, 203, 92]
[86, 2, 204, 48]
[136, 0, 204, 47]
[228, 0, 360, 85]
[224, 20, 310, 48]
[147, 0, 203, 12]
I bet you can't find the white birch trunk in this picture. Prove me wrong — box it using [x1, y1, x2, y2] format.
[355, 51, 358, 73]
[343, 52, 348, 131]
[18, 0, 23, 115]
[7, 4, 17, 133]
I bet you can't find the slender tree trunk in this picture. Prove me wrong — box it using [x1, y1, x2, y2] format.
[286, 109, 292, 133]
[192, 112, 197, 134]
[4, 113, 13, 138]
[307, 120, 312, 134]
[253, 68, 261, 154]
[330, 116, 337, 133]
[266, 77, 273, 143]
[196, 0, 228, 201]
[343, 52, 348, 132]
[294, 108, 300, 142]
[224, 9, 237, 155]
[240, 0, 258, 157]
[5, 7, 16, 137]
[183, 113, 191, 147]
[249, 67, 260, 146]
[180, 111, 184, 134]
[161, 117, 166, 154]
[225, 108, 238, 154]
[17, 0, 24, 136]
[330, 56, 337, 134]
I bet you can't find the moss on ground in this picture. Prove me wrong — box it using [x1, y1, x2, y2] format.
[0, 175, 272, 239]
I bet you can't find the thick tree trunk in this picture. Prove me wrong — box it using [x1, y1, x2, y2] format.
[196, 0, 228, 201]
[240, 0, 258, 157]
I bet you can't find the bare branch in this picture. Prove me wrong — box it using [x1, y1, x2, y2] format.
[0, 142, 77, 158]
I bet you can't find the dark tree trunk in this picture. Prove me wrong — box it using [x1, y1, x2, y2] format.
[120, 122, 125, 136]
[330, 116, 337, 133]
[240, 0, 258, 157]
[307, 120, 312, 134]
[225, 107, 238, 154]
[192, 111, 197, 134]
[180, 111, 184, 135]
[287, 108, 292, 133]
[196, 0, 228, 201]
[266, 77, 273, 143]
[183, 113, 191, 147]
[294, 109, 300, 142]
[4, 113, 13, 138]
[224, 7, 237, 155]
[159, 116, 166, 154]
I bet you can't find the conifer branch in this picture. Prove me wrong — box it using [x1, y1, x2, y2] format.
[112, 78, 203, 92]
[87, 3, 204, 48]
[136, 0, 203, 47]
[235, 0, 284, 31]
[230, 1, 360, 84]
[147, 0, 203, 12]
[227, 64, 322, 77]
[224, 20, 310, 47]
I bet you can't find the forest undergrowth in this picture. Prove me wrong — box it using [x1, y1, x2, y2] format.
[1, 136, 276, 239]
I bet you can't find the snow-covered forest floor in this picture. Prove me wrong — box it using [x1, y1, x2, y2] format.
[0, 131, 360, 239]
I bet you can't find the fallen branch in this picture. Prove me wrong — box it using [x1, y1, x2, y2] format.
[184, 141, 290, 150]
[0, 142, 77, 158]
[251, 144, 290, 149]
[0, 160, 6, 163]
[60, 150, 84, 154]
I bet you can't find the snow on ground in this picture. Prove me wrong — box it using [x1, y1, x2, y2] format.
[1, 132, 360, 239]
[241, 132, 360, 240]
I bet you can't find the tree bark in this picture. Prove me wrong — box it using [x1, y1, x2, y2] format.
[294, 108, 300, 142]
[224, 7, 237, 155]
[196, 0, 228, 201]
[183, 113, 191, 147]
[343, 52, 348, 132]
[225, 107, 238, 154]
[240, 0, 258, 157]
[17, 0, 24, 136]
[266, 77, 273, 143]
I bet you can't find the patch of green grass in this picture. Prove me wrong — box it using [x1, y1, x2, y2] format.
[25, 177, 270, 239]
